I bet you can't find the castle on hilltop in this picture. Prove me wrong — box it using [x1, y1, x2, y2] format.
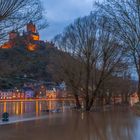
[1, 21, 52, 51]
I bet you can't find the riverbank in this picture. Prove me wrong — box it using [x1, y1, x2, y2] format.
[0, 107, 139, 140]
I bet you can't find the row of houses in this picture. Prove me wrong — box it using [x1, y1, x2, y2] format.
[0, 88, 34, 100]
[0, 83, 67, 100]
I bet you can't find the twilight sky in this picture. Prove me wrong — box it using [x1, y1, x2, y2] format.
[40, 0, 94, 41]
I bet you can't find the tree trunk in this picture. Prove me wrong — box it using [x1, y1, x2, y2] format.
[74, 94, 81, 109]
[124, 93, 129, 104]
[113, 96, 115, 105]
[121, 93, 124, 104]
[87, 81, 103, 110]
[85, 55, 91, 111]
[137, 78, 140, 102]
[85, 96, 90, 111]
[137, 59, 140, 102]
[86, 94, 97, 111]
[101, 94, 104, 106]
[86, 98, 93, 111]
[107, 94, 112, 105]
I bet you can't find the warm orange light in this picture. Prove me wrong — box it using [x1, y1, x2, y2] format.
[32, 35, 40, 41]
[27, 43, 36, 51]
[3, 102, 7, 112]
[20, 102, 23, 115]
[36, 101, 39, 116]
[16, 102, 19, 115]
[49, 100, 52, 110]
[39, 102, 42, 111]
[1, 42, 12, 49]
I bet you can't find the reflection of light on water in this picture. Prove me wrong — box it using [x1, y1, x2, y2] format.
[81, 112, 84, 120]
[13, 102, 16, 114]
[49, 101, 52, 110]
[16, 102, 19, 115]
[20, 102, 23, 115]
[25, 102, 27, 113]
[39, 102, 42, 111]
[81, 102, 84, 109]
[3, 102, 6, 112]
[0, 100, 73, 117]
[48, 101, 57, 110]
[62, 101, 65, 112]
[36, 101, 39, 116]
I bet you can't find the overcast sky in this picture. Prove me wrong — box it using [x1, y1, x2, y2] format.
[40, 0, 94, 41]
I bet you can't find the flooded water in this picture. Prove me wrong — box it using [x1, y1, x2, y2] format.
[0, 101, 140, 140]
[0, 101, 73, 116]
[0, 100, 74, 124]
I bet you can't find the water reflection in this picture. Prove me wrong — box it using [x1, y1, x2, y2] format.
[42, 108, 139, 140]
[0, 100, 74, 117]
[3, 102, 6, 112]
[0, 103, 139, 140]
[36, 101, 39, 116]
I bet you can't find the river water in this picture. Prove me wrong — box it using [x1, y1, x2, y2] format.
[0, 100, 74, 116]
[0, 101, 140, 140]
[0, 100, 74, 124]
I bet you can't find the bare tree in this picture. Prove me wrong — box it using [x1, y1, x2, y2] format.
[54, 13, 127, 111]
[49, 40, 84, 109]
[102, 72, 135, 105]
[96, 0, 140, 101]
[0, 0, 46, 43]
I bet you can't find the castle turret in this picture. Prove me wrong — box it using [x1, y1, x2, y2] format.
[26, 21, 40, 41]
[9, 30, 18, 40]
[27, 21, 36, 33]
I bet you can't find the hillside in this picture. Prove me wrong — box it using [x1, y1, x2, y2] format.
[0, 46, 61, 89]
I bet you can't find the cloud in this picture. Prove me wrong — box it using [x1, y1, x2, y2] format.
[40, 0, 94, 40]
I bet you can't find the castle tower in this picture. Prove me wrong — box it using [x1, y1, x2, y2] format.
[9, 30, 18, 40]
[26, 21, 40, 41]
[27, 21, 36, 33]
